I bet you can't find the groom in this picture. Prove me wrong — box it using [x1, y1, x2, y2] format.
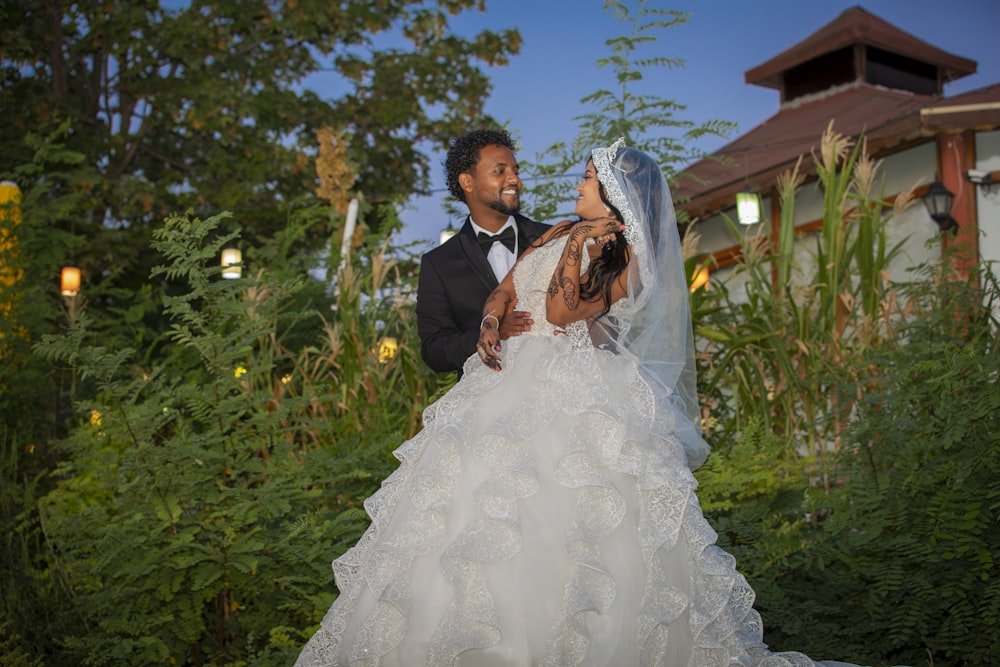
[416, 128, 550, 375]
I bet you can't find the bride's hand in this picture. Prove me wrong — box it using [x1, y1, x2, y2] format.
[574, 216, 625, 247]
[477, 318, 502, 371]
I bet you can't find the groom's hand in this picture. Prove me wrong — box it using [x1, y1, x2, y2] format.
[499, 298, 534, 339]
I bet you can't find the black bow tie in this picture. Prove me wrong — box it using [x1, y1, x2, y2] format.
[477, 226, 516, 254]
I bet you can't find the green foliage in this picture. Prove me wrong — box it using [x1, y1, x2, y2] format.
[694, 129, 907, 481]
[523, 0, 736, 222]
[0, 621, 43, 667]
[0, 0, 517, 422]
[695, 416, 812, 582]
[0, 124, 94, 442]
[692, 126, 998, 662]
[28, 211, 442, 666]
[2, 14, 472, 658]
[1, 0, 516, 224]
[758, 264, 1000, 665]
[0, 428, 69, 665]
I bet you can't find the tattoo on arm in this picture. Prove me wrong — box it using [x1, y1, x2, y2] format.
[560, 277, 578, 309]
[549, 228, 589, 311]
[565, 233, 583, 266]
[486, 286, 501, 301]
[482, 286, 510, 325]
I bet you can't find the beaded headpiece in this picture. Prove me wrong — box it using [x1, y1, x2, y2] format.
[590, 137, 638, 244]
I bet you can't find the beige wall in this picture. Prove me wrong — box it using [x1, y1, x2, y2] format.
[976, 130, 1000, 270]
[690, 140, 948, 298]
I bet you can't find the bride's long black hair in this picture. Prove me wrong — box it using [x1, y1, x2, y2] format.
[579, 187, 629, 317]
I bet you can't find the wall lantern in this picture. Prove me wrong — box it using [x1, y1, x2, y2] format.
[920, 181, 959, 235]
[439, 223, 458, 245]
[60, 266, 81, 296]
[220, 247, 242, 279]
[736, 190, 762, 225]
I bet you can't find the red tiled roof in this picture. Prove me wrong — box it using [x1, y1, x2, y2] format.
[676, 82, 1000, 221]
[745, 6, 976, 90]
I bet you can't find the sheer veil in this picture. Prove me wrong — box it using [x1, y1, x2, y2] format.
[591, 139, 709, 470]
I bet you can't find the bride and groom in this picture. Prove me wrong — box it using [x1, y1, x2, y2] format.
[295, 129, 859, 666]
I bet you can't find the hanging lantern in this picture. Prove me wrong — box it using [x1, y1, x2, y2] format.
[221, 247, 242, 279]
[378, 337, 398, 363]
[736, 190, 762, 225]
[60, 266, 81, 296]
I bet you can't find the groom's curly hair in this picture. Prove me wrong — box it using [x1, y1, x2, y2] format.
[445, 128, 518, 203]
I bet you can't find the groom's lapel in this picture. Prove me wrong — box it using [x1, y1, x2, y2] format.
[457, 219, 499, 290]
[515, 215, 544, 256]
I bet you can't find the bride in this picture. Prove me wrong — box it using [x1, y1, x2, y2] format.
[296, 139, 848, 666]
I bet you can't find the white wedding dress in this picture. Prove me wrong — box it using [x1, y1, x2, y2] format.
[295, 237, 849, 666]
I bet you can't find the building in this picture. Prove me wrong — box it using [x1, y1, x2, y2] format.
[676, 6, 1000, 287]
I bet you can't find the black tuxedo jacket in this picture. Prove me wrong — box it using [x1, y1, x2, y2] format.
[417, 213, 551, 374]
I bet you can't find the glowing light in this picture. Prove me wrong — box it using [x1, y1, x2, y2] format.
[378, 337, 398, 363]
[736, 191, 762, 225]
[60, 266, 81, 296]
[221, 248, 242, 279]
[689, 263, 710, 292]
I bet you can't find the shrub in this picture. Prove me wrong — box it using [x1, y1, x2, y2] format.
[32, 211, 443, 666]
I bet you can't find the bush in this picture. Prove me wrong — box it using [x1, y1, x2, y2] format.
[31, 212, 443, 666]
[758, 265, 1000, 666]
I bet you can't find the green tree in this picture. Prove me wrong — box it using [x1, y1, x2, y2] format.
[1, 4, 513, 658]
[523, 0, 736, 222]
[0, 0, 519, 345]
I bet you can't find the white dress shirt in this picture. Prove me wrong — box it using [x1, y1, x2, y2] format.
[470, 217, 517, 281]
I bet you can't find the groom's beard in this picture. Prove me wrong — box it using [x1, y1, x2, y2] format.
[486, 192, 520, 216]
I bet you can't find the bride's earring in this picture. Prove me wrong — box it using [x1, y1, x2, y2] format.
[603, 204, 613, 215]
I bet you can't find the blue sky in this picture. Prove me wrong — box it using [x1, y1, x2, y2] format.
[375, 0, 1000, 248]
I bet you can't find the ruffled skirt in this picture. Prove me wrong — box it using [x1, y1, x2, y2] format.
[296, 334, 819, 666]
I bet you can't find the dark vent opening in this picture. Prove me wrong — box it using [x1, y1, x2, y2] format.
[866, 46, 938, 94]
[783, 47, 856, 101]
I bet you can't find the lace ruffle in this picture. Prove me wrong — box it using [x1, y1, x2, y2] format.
[296, 240, 820, 667]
